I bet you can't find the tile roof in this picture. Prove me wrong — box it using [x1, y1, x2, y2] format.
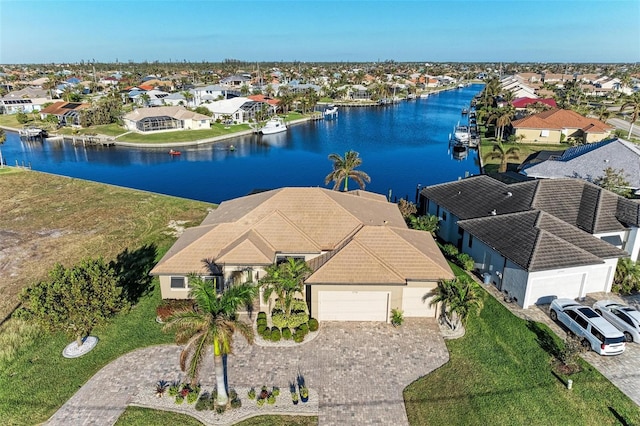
[521, 138, 640, 190]
[40, 101, 91, 115]
[457, 211, 626, 272]
[511, 97, 557, 109]
[512, 109, 613, 133]
[422, 175, 634, 233]
[152, 188, 452, 284]
[123, 106, 211, 121]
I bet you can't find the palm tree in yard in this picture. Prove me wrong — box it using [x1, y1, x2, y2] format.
[428, 276, 482, 331]
[325, 150, 371, 191]
[164, 276, 257, 406]
[260, 257, 311, 316]
[620, 92, 640, 125]
[484, 141, 520, 173]
[0, 129, 6, 168]
[487, 108, 514, 141]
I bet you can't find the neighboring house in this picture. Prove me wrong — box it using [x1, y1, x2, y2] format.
[420, 176, 640, 308]
[39, 101, 91, 126]
[202, 97, 275, 123]
[131, 89, 170, 107]
[280, 80, 321, 95]
[122, 106, 211, 133]
[348, 85, 371, 100]
[519, 138, 640, 195]
[151, 187, 454, 322]
[191, 85, 237, 104]
[220, 74, 251, 87]
[0, 87, 51, 114]
[511, 109, 613, 144]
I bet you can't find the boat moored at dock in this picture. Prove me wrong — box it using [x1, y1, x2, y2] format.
[260, 117, 287, 135]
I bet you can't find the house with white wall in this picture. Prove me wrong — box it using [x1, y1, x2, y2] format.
[420, 176, 640, 308]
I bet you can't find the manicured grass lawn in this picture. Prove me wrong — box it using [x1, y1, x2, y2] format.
[0, 284, 175, 424]
[0, 114, 22, 128]
[404, 290, 640, 425]
[117, 124, 252, 143]
[56, 123, 126, 137]
[115, 407, 318, 426]
[480, 140, 567, 174]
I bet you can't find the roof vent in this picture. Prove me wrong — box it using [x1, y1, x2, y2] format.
[506, 191, 512, 197]
[490, 209, 497, 216]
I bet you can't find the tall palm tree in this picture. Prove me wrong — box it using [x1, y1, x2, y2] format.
[325, 150, 371, 191]
[428, 276, 482, 330]
[620, 92, 640, 125]
[164, 277, 257, 406]
[487, 108, 514, 141]
[484, 141, 520, 173]
[613, 258, 640, 294]
[0, 129, 6, 168]
[260, 257, 311, 316]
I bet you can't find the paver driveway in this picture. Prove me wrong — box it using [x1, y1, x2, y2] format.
[47, 319, 448, 426]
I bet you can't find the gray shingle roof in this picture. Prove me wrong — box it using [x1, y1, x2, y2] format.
[521, 138, 640, 190]
[458, 211, 626, 272]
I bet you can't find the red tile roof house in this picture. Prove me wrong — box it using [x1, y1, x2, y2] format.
[421, 176, 640, 308]
[511, 108, 613, 144]
[39, 101, 91, 126]
[151, 187, 454, 322]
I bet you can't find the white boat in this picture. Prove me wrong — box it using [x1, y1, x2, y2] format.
[323, 105, 338, 119]
[260, 117, 287, 135]
[453, 124, 470, 144]
[419, 93, 429, 99]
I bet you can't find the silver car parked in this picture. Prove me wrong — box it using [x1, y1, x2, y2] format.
[593, 300, 640, 343]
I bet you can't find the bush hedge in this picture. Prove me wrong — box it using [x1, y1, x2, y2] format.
[282, 327, 292, 340]
[270, 327, 281, 341]
[308, 318, 319, 331]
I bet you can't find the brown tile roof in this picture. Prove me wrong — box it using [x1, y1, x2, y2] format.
[151, 187, 454, 286]
[512, 109, 613, 133]
[40, 101, 91, 115]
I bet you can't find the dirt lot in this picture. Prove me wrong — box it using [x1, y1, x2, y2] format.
[0, 168, 212, 320]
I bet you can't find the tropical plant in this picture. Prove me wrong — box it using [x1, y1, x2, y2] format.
[456, 253, 475, 271]
[428, 276, 483, 331]
[612, 258, 640, 294]
[260, 258, 311, 316]
[18, 257, 125, 347]
[324, 150, 371, 191]
[620, 92, 640, 126]
[408, 214, 439, 234]
[483, 141, 520, 173]
[595, 167, 633, 198]
[486, 108, 514, 141]
[397, 198, 417, 219]
[0, 129, 5, 168]
[163, 276, 257, 406]
[391, 308, 404, 327]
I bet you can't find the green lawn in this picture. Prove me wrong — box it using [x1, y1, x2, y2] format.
[404, 290, 640, 425]
[115, 407, 318, 426]
[480, 140, 567, 174]
[117, 124, 252, 143]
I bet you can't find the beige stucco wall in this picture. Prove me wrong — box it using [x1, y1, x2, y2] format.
[514, 128, 563, 143]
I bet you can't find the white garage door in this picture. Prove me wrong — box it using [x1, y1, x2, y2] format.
[318, 291, 389, 321]
[402, 287, 437, 318]
[528, 273, 585, 306]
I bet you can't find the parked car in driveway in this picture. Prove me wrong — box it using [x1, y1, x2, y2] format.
[593, 300, 640, 343]
[549, 298, 626, 355]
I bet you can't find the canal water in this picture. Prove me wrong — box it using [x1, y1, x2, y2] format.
[1, 84, 482, 204]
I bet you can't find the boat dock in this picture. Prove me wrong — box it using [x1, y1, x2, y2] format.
[61, 135, 116, 147]
[18, 126, 48, 140]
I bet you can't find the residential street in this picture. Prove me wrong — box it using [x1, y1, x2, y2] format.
[607, 118, 640, 139]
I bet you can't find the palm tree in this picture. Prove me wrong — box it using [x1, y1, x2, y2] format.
[0, 129, 5, 168]
[595, 105, 611, 122]
[428, 276, 482, 330]
[613, 258, 640, 294]
[487, 108, 514, 141]
[484, 141, 520, 173]
[620, 92, 640, 125]
[408, 214, 439, 235]
[138, 92, 151, 108]
[260, 257, 311, 316]
[163, 277, 257, 406]
[325, 150, 371, 191]
[182, 91, 194, 107]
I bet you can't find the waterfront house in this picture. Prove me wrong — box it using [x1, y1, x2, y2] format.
[421, 175, 640, 308]
[122, 106, 211, 133]
[0, 87, 51, 115]
[39, 101, 91, 126]
[511, 109, 613, 144]
[519, 138, 640, 196]
[151, 187, 454, 322]
[202, 97, 275, 124]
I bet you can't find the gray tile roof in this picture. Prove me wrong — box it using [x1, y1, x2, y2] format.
[458, 211, 626, 272]
[520, 138, 640, 190]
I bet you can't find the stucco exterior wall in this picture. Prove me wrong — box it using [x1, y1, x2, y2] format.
[514, 128, 563, 143]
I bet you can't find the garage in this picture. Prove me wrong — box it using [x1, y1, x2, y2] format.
[318, 291, 389, 321]
[527, 273, 585, 306]
[402, 287, 437, 318]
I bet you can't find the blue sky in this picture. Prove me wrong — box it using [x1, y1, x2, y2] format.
[1, 0, 638, 64]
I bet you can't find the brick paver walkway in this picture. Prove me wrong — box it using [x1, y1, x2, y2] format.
[46, 320, 448, 426]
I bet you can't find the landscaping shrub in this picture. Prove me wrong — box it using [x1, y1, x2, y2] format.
[271, 308, 308, 329]
[308, 318, 319, 332]
[257, 311, 267, 321]
[230, 397, 242, 409]
[155, 299, 194, 322]
[282, 327, 292, 340]
[456, 253, 475, 271]
[442, 244, 459, 258]
[298, 323, 309, 335]
[257, 323, 267, 335]
[293, 330, 305, 343]
[195, 392, 210, 411]
[257, 317, 267, 326]
[261, 327, 271, 340]
[270, 327, 281, 342]
[391, 308, 404, 327]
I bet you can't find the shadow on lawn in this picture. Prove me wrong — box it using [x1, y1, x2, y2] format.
[110, 244, 158, 304]
[526, 320, 562, 359]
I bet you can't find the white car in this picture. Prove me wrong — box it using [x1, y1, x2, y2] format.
[549, 298, 626, 356]
[593, 300, 640, 343]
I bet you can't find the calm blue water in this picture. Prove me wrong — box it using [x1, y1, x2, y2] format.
[1, 85, 482, 204]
